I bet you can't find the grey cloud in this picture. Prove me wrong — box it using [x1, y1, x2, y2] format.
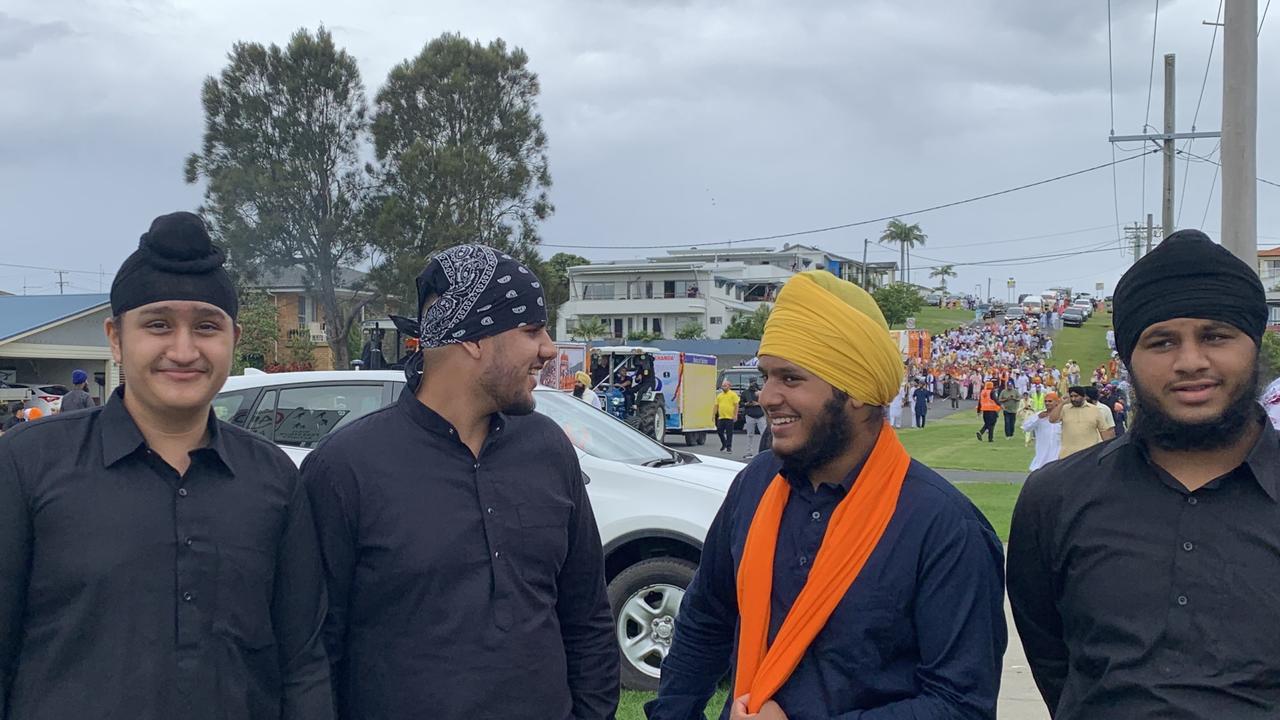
[0, 12, 73, 60]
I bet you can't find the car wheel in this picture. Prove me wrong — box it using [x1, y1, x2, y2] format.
[608, 558, 697, 691]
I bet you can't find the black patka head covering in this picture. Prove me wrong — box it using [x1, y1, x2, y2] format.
[110, 212, 238, 319]
[415, 244, 547, 348]
[1112, 229, 1266, 364]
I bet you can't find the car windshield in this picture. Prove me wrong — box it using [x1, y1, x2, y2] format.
[534, 389, 676, 465]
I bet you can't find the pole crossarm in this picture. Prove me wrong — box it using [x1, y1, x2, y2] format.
[1109, 131, 1221, 142]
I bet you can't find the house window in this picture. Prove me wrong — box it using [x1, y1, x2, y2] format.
[709, 316, 723, 325]
[627, 281, 642, 299]
[662, 280, 700, 299]
[1270, 305, 1280, 324]
[645, 281, 654, 299]
[612, 318, 624, 337]
[652, 318, 662, 336]
[297, 297, 307, 328]
[582, 282, 615, 300]
[627, 317, 634, 333]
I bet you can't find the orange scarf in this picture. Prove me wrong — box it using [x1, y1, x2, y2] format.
[734, 423, 911, 713]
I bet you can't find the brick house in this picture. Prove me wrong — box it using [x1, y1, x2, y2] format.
[243, 267, 376, 371]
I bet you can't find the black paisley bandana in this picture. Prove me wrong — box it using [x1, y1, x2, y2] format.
[415, 244, 548, 348]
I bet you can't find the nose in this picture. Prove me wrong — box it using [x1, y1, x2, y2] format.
[167, 326, 201, 365]
[1171, 336, 1212, 375]
[536, 329, 557, 361]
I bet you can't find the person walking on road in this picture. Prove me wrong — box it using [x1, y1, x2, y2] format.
[887, 381, 906, 429]
[741, 379, 767, 456]
[1021, 391, 1062, 471]
[999, 381, 1021, 438]
[977, 381, 1000, 442]
[715, 380, 741, 452]
[911, 379, 933, 428]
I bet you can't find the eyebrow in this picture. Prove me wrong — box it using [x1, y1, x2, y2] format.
[136, 306, 228, 320]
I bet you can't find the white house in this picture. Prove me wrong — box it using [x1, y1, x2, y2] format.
[555, 244, 897, 341]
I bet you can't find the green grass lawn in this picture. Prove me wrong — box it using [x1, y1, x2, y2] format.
[897, 411, 1035, 473]
[614, 483, 1021, 719]
[890, 306, 974, 335]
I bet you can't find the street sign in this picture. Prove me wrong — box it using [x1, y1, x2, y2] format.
[1095, 282, 1105, 292]
[1007, 277, 1016, 288]
[905, 317, 916, 329]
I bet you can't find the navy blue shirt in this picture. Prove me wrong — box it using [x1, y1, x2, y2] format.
[913, 388, 934, 412]
[646, 449, 1006, 720]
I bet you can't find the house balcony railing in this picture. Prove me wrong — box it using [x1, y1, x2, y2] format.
[287, 322, 329, 345]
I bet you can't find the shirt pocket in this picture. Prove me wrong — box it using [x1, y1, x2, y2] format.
[214, 543, 277, 649]
[512, 502, 573, 580]
[820, 588, 913, 670]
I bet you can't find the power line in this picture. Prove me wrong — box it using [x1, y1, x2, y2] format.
[0, 261, 115, 278]
[541, 152, 1157, 251]
[1178, 0, 1223, 226]
[1262, 0, 1274, 34]
[1177, 148, 1280, 188]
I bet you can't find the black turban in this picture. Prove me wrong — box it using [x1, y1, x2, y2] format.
[110, 212, 238, 320]
[1112, 229, 1266, 363]
[414, 244, 547, 348]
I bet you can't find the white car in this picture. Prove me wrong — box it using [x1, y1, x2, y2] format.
[215, 369, 743, 690]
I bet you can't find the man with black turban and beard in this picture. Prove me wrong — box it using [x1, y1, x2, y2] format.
[301, 244, 618, 720]
[1008, 229, 1280, 720]
[647, 271, 1005, 720]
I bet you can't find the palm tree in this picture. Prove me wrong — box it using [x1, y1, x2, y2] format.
[929, 264, 957, 289]
[571, 316, 608, 341]
[879, 219, 928, 284]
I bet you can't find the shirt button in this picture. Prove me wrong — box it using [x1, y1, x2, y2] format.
[474, 463, 480, 470]
[184, 537, 194, 547]
[811, 511, 821, 521]
[1176, 595, 1189, 606]
[1187, 497, 1198, 505]
[177, 488, 188, 498]
[1182, 541, 1194, 552]
[494, 551, 501, 558]
[798, 556, 808, 566]
[487, 507, 495, 514]
[182, 592, 194, 602]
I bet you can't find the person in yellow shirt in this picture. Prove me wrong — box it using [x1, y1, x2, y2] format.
[715, 380, 741, 452]
[1049, 386, 1116, 458]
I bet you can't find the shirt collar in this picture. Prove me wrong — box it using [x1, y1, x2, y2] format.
[100, 385, 236, 475]
[395, 385, 506, 441]
[1102, 415, 1280, 503]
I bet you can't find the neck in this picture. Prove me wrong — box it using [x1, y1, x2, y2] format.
[1146, 419, 1262, 492]
[809, 421, 882, 490]
[417, 374, 493, 455]
[122, 391, 209, 473]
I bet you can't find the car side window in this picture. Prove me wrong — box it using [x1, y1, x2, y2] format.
[272, 383, 386, 448]
[247, 390, 278, 439]
[212, 389, 259, 427]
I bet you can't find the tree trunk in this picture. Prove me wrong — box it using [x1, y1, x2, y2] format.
[900, 244, 906, 284]
[318, 273, 350, 371]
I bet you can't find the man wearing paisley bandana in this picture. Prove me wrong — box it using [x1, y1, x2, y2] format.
[302, 244, 619, 720]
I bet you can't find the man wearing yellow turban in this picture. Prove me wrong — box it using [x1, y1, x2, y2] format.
[647, 271, 1006, 720]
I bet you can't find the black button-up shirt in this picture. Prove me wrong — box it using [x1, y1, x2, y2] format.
[300, 388, 618, 720]
[0, 387, 332, 720]
[646, 451, 1007, 720]
[1008, 418, 1280, 719]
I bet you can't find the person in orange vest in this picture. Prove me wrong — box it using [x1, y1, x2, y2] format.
[977, 380, 1001, 442]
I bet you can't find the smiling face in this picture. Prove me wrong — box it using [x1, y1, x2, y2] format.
[477, 324, 558, 415]
[1127, 318, 1261, 448]
[758, 355, 871, 474]
[105, 301, 239, 418]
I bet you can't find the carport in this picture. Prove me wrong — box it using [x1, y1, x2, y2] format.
[0, 294, 117, 407]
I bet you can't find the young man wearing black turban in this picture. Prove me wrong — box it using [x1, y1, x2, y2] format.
[0, 212, 333, 720]
[301, 244, 618, 720]
[1008, 229, 1280, 719]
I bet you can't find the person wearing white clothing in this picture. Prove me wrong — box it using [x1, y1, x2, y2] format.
[887, 382, 907, 428]
[1023, 391, 1063, 471]
[572, 371, 602, 410]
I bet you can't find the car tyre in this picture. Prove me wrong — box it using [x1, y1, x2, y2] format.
[608, 557, 698, 691]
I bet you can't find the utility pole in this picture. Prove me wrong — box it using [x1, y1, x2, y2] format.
[986, 277, 991, 302]
[1146, 213, 1155, 255]
[862, 238, 869, 288]
[1220, 0, 1257, 265]
[1162, 54, 1175, 237]
[1109, 52, 1218, 242]
[54, 270, 68, 295]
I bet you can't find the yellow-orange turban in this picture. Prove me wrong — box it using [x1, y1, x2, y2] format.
[758, 271, 903, 406]
[575, 371, 592, 386]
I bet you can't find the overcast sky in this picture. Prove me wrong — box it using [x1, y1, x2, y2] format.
[1, 0, 1276, 298]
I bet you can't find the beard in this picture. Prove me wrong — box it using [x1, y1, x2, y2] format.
[777, 392, 854, 478]
[480, 359, 537, 416]
[1130, 360, 1262, 451]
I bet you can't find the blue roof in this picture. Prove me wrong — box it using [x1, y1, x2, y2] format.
[0, 294, 111, 342]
